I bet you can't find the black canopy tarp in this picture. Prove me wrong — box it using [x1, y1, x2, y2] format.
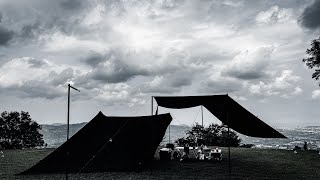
[154, 95, 285, 138]
[21, 112, 172, 174]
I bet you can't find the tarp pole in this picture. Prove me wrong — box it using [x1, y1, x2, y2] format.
[201, 106, 204, 127]
[227, 111, 231, 175]
[66, 84, 80, 178]
[151, 96, 153, 115]
[169, 123, 171, 143]
[67, 85, 70, 142]
[66, 84, 70, 180]
[150, 96, 153, 174]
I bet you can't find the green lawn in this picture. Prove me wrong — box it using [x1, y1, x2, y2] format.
[1, 147, 320, 179]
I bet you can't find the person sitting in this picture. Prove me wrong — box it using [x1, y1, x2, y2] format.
[172, 149, 181, 160]
[180, 144, 190, 161]
[184, 144, 190, 156]
[198, 144, 205, 160]
[303, 141, 308, 151]
[197, 148, 202, 160]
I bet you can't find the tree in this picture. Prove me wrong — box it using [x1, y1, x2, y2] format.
[303, 37, 320, 85]
[175, 123, 241, 147]
[0, 111, 44, 149]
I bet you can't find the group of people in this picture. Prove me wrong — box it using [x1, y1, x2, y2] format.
[170, 143, 211, 161]
[163, 139, 223, 161]
[293, 141, 309, 154]
[171, 144, 190, 161]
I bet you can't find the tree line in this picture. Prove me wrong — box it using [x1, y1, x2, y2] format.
[0, 111, 44, 149]
[175, 123, 241, 147]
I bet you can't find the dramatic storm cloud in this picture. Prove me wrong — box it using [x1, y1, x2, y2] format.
[0, 0, 319, 128]
[0, 26, 14, 46]
[300, 0, 320, 30]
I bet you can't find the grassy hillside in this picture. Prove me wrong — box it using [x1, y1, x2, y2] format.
[1, 147, 320, 179]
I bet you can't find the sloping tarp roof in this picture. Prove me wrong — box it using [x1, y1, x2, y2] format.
[22, 112, 172, 174]
[155, 95, 286, 138]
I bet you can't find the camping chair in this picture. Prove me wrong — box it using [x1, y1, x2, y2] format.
[209, 148, 222, 161]
[203, 147, 211, 160]
[159, 147, 172, 160]
[166, 143, 175, 150]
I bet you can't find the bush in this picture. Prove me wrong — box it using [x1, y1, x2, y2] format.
[0, 111, 44, 149]
[175, 123, 241, 147]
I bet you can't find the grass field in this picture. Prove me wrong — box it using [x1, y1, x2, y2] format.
[1, 147, 320, 179]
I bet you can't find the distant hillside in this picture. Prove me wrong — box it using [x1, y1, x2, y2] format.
[162, 125, 190, 145]
[40, 123, 190, 147]
[40, 123, 320, 150]
[40, 122, 87, 147]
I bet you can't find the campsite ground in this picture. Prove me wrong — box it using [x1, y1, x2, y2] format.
[1, 147, 320, 180]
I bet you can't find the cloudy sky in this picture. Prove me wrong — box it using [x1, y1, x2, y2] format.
[0, 0, 320, 129]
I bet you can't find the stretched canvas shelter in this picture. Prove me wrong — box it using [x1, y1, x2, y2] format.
[154, 95, 286, 138]
[22, 112, 172, 174]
